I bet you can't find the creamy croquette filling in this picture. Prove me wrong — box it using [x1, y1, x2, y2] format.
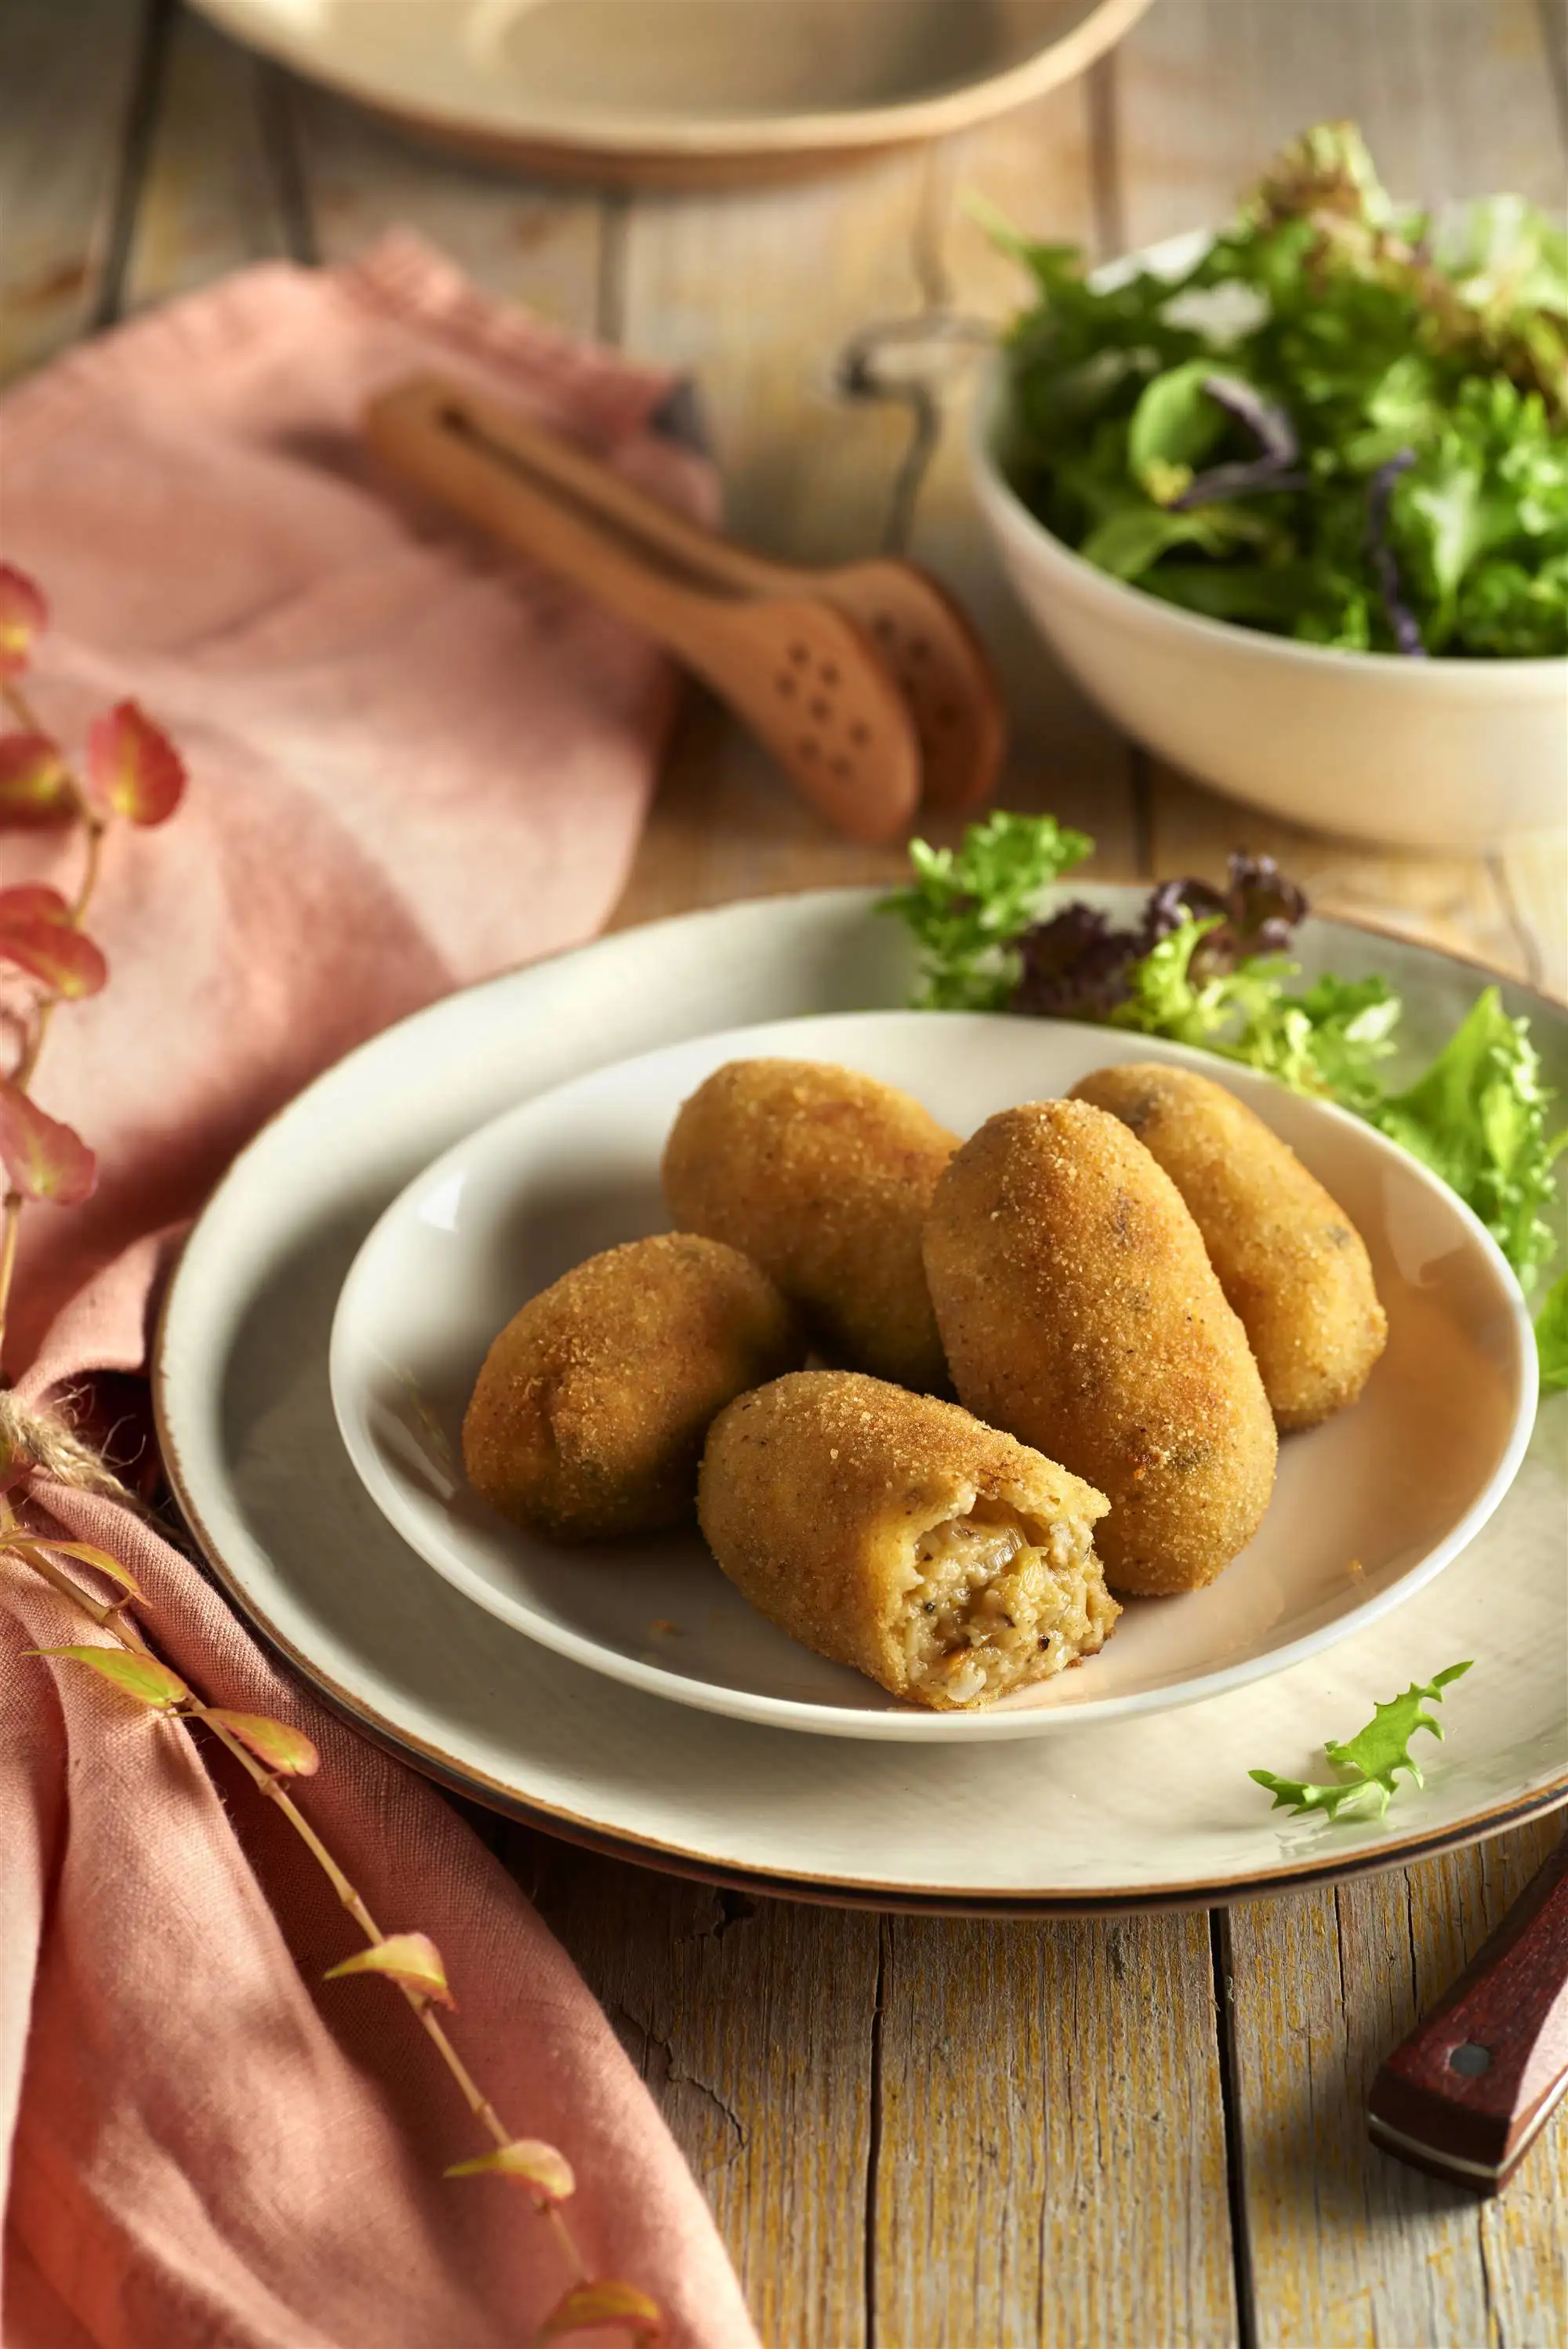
[898, 1504, 1116, 1706]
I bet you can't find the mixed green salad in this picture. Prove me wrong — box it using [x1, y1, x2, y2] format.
[879, 811, 1568, 1380]
[989, 121, 1568, 656]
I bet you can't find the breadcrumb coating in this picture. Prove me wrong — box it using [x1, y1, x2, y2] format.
[463, 1233, 804, 1540]
[699, 1370, 1117, 1708]
[1071, 1062, 1386, 1429]
[662, 1058, 956, 1392]
[924, 1099, 1277, 1596]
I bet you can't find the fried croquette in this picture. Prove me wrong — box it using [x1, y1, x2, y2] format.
[698, 1371, 1118, 1709]
[1071, 1062, 1387, 1429]
[662, 1058, 956, 1392]
[923, 1099, 1277, 1596]
[463, 1233, 804, 1541]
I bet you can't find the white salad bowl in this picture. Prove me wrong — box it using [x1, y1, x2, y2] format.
[967, 239, 1568, 852]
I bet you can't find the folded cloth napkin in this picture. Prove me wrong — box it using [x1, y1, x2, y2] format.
[0, 234, 758, 2349]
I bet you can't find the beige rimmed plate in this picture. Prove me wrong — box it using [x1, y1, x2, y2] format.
[328, 1009, 1533, 1741]
[190, 0, 1153, 188]
[155, 888, 1568, 1911]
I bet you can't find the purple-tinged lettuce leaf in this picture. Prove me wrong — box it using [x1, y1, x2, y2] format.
[1365, 448, 1427, 654]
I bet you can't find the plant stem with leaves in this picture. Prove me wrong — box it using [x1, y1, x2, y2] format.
[0, 565, 661, 2347]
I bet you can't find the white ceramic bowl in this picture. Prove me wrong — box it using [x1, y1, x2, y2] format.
[328, 1009, 1535, 1743]
[967, 238, 1568, 851]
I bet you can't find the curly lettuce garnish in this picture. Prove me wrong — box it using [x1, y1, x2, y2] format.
[1250, 1662, 1472, 1821]
[877, 811, 1091, 1011]
[878, 813, 1565, 1323]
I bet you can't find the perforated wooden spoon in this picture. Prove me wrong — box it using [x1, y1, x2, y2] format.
[366, 373, 1002, 814]
[364, 378, 920, 844]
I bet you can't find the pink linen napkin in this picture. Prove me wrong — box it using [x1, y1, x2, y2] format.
[0, 235, 759, 2348]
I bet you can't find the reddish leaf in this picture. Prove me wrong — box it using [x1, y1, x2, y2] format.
[204, 1708, 320, 1776]
[445, 2139, 575, 2202]
[0, 566, 48, 677]
[323, 1931, 455, 2009]
[0, 886, 71, 922]
[0, 888, 107, 998]
[530, 2282, 663, 2346]
[0, 733, 73, 825]
[0, 1083, 96, 1204]
[85, 700, 186, 826]
[26, 1643, 187, 1708]
[2, 1533, 143, 1600]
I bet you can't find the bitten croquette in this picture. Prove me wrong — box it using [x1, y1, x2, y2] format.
[1070, 1062, 1387, 1429]
[662, 1058, 956, 1392]
[463, 1233, 804, 1541]
[923, 1099, 1277, 1596]
[698, 1371, 1118, 1709]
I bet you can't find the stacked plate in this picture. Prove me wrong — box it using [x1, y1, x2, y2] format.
[156, 887, 1567, 1912]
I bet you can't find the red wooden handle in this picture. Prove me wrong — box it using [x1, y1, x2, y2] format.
[1368, 1832, 1568, 2192]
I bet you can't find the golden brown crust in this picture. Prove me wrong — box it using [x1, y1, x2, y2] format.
[698, 1370, 1113, 1705]
[923, 1099, 1277, 1595]
[1069, 1062, 1387, 1430]
[463, 1233, 804, 1541]
[661, 1058, 956, 1392]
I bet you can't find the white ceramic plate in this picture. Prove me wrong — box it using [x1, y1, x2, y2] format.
[155, 889, 1568, 1908]
[330, 1010, 1534, 1741]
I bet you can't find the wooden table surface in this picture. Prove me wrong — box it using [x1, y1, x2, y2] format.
[6, 3, 1566, 2341]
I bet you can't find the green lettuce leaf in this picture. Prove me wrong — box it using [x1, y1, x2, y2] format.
[1250, 1662, 1472, 1821]
[1371, 986, 1563, 1287]
[875, 811, 1092, 1011]
[1109, 916, 1402, 1103]
[1534, 1265, 1568, 1391]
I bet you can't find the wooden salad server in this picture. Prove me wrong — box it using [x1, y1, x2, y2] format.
[1368, 1832, 1568, 2193]
[365, 372, 1003, 817]
[365, 376, 917, 843]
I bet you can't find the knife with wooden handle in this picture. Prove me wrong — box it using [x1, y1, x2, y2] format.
[1368, 1831, 1568, 2192]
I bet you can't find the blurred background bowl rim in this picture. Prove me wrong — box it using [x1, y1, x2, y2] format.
[190, 0, 1156, 159]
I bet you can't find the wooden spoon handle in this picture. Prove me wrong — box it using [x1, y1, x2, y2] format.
[1368, 1832, 1568, 2193]
[362, 377, 921, 845]
[364, 378, 735, 667]
[384, 372, 782, 598]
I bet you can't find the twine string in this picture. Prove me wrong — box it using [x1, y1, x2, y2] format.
[0, 1388, 144, 1511]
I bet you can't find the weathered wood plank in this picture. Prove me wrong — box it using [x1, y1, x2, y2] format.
[121, 5, 289, 307]
[1227, 1814, 1568, 2349]
[0, 0, 152, 383]
[608, 145, 942, 918]
[289, 78, 605, 336]
[519, 1839, 880, 2349]
[1115, 0, 1566, 242]
[874, 1909, 1238, 2348]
